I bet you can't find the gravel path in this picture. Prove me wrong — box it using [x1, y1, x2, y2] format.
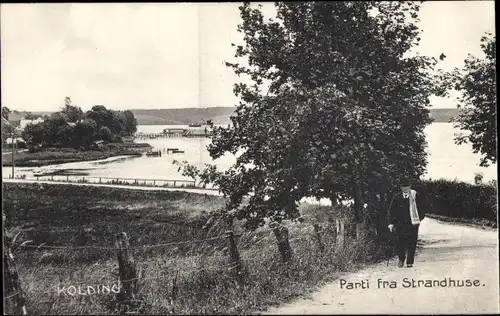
[263, 217, 499, 315]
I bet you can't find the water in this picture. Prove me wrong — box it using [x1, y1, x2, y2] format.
[3, 123, 497, 184]
[423, 123, 497, 183]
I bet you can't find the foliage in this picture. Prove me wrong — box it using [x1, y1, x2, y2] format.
[73, 119, 99, 149]
[21, 98, 139, 150]
[124, 110, 138, 135]
[22, 123, 45, 150]
[437, 33, 496, 167]
[98, 126, 114, 142]
[61, 96, 85, 123]
[177, 2, 442, 230]
[413, 179, 497, 224]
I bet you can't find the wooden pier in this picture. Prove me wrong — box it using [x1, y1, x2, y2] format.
[135, 130, 212, 140]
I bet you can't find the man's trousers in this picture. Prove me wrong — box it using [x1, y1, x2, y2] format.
[396, 224, 420, 265]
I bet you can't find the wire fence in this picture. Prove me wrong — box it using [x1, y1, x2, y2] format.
[3, 217, 352, 314]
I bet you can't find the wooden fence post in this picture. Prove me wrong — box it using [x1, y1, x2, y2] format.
[114, 232, 138, 307]
[313, 223, 325, 253]
[225, 231, 242, 276]
[336, 219, 345, 247]
[356, 222, 365, 240]
[272, 225, 293, 262]
[3, 232, 28, 315]
[168, 271, 179, 313]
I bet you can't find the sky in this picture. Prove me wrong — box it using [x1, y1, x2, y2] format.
[0, 1, 496, 112]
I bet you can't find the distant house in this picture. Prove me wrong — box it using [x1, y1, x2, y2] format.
[5, 137, 26, 148]
[6, 112, 24, 127]
[20, 117, 44, 129]
[185, 125, 208, 135]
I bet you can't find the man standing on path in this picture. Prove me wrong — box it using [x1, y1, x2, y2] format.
[387, 179, 426, 268]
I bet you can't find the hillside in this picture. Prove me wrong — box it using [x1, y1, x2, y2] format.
[128, 107, 236, 125]
[428, 108, 460, 123]
[11, 107, 460, 125]
[129, 107, 460, 125]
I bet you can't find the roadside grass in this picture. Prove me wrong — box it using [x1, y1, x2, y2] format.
[3, 183, 386, 314]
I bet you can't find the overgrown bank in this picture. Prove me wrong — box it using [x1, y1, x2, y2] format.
[3, 183, 388, 315]
[2, 143, 151, 167]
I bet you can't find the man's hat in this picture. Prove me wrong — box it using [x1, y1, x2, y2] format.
[398, 178, 412, 187]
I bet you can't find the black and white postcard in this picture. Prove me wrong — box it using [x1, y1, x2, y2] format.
[2, 2, 498, 315]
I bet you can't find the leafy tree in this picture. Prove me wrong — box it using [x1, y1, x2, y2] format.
[73, 119, 98, 149]
[22, 121, 47, 149]
[109, 110, 126, 136]
[44, 113, 70, 147]
[98, 126, 114, 141]
[86, 105, 111, 128]
[85, 105, 125, 135]
[123, 110, 138, 135]
[61, 97, 85, 123]
[438, 33, 496, 167]
[177, 2, 441, 231]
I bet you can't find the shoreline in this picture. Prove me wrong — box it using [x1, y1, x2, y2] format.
[1, 143, 152, 167]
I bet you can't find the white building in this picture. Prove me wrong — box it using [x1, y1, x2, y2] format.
[19, 117, 44, 129]
[6, 137, 25, 145]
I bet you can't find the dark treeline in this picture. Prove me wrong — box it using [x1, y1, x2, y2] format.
[21, 97, 138, 151]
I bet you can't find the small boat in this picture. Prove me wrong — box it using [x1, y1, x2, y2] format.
[188, 123, 202, 127]
[171, 150, 185, 154]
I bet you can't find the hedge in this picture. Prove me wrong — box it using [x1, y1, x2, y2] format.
[413, 179, 498, 223]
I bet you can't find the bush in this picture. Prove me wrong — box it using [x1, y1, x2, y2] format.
[413, 179, 498, 222]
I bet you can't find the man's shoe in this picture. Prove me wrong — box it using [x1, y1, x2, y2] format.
[397, 261, 404, 268]
[407, 264, 413, 268]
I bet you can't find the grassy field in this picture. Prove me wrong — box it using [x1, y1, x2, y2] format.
[3, 183, 388, 315]
[2, 144, 151, 167]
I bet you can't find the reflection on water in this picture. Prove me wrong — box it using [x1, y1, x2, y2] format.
[2, 123, 497, 184]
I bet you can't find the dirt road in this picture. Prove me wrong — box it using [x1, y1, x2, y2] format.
[263, 218, 499, 315]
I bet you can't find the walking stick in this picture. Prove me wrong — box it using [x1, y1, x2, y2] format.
[387, 227, 396, 267]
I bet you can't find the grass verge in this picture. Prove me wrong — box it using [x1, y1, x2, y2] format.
[3, 183, 387, 315]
